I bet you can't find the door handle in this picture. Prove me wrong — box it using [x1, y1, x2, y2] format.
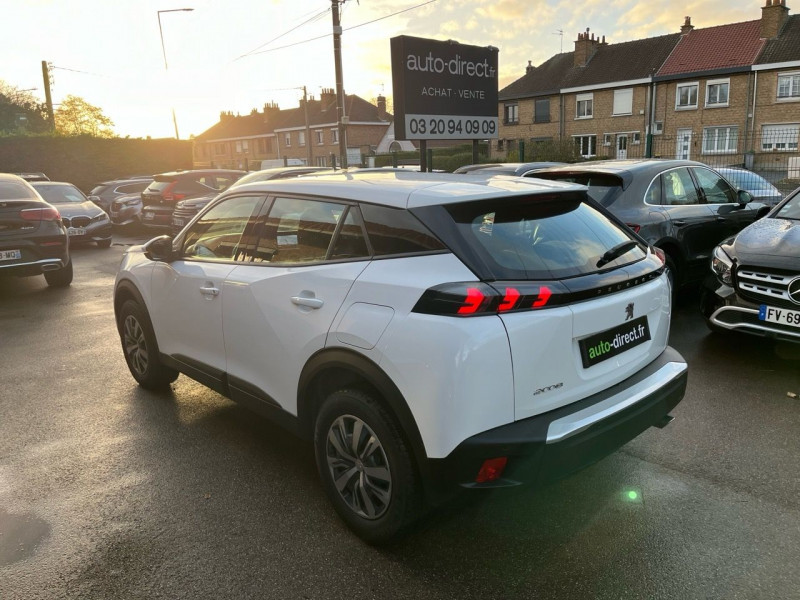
[291, 296, 324, 309]
[715, 216, 727, 222]
[199, 285, 219, 297]
[673, 220, 687, 226]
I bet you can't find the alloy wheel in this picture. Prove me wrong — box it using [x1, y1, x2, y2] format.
[326, 414, 392, 519]
[123, 315, 149, 376]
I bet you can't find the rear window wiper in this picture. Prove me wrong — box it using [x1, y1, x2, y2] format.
[596, 240, 638, 267]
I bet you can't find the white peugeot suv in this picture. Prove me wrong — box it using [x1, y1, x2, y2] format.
[115, 171, 687, 543]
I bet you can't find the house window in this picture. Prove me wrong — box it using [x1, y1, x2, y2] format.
[603, 133, 612, 146]
[705, 79, 730, 107]
[315, 130, 324, 144]
[497, 139, 505, 151]
[235, 141, 242, 153]
[574, 135, 596, 158]
[284, 133, 291, 147]
[612, 89, 633, 115]
[777, 72, 800, 100]
[534, 99, 550, 123]
[702, 126, 738, 154]
[331, 128, 339, 143]
[504, 103, 519, 124]
[676, 83, 699, 109]
[576, 93, 593, 119]
[761, 124, 800, 151]
[242, 140, 249, 152]
[633, 132, 641, 144]
[298, 131, 306, 146]
[215, 143, 227, 154]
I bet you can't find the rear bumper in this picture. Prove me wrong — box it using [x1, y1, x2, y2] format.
[422, 346, 687, 500]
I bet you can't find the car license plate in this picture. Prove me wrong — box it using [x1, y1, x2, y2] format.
[0, 249, 22, 261]
[68, 227, 86, 236]
[172, 218, 184, 227]
[759, 305, 800, 329]
[579, 316, 651, 368]
[143, 212, 154, 221]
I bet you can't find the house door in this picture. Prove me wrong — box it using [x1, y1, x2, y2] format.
[676, 129, 692, 160]
[616, 135, 628, 159]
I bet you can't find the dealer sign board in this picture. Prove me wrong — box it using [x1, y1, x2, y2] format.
[390, 36, 499, 140]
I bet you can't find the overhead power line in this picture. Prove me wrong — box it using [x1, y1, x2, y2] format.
[235, 6, 331, 61]
[242, 0, 437, 58]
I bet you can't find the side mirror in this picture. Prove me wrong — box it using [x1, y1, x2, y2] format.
[143, 235, 175, 262]
[737, 189, 754, 205]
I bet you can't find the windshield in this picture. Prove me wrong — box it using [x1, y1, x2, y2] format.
[442, 194, 645, 280]
[532, 172, 624, 207]
[774, 189, 800, 220]
[722, 170, 774, 191]
[32, 184, 87, 203]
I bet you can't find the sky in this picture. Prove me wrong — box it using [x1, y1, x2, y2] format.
[3, 0, 764, 140]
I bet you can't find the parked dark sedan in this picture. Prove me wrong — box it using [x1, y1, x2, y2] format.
[0, 173, 72, 287]
[88, 177, 153, 214]
[31, 181, 113, 248]
[701, 186, 800, 343]
[532, 160, 768, 288]
[141, 169, 244, 228]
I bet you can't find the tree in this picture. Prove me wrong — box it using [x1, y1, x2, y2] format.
[55, 95, 115, 137]
[0, 80, 49, 134]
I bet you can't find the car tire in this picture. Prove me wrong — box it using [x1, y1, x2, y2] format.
[97, 238, 112, 249]
[314, 389, 422, 545]
[663, 254, 678, 295]
[118, 299, 178, 390]
[43, 259, 73, 287]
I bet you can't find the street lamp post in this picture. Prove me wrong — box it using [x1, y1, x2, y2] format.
[157, 8, 193, 140]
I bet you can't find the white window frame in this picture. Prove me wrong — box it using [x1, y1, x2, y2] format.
[284, 133, 291, 147]
[761, 124, 800, 151]
[702, 126, 738, 155]
[576, 93, 593, 119]
[777, 72, 800, 101]
[298, 131, 306, 147]
[573, 134, 597, 158]
[676, 82, 699, 110]
[504, 103, 519, 124]
[235, 141, 242, 153]
[705, 79, 730, 107]
[331, 128, 339, 143]
[612, 88, 633, 116]
[315, 129, 324, 145]
[603, 133, 612, 146]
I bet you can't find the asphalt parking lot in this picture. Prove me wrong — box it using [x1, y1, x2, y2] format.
[1, 231, 799, 600]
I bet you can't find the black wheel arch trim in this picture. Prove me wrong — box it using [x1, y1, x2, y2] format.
[114, 279, 149, 336]
[298, 348, 429, 477]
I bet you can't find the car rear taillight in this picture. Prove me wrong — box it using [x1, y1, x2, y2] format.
[653, 247, 666, 265]
[20, 207, 61, 221]
[412, 282, 560, 316]
[626, 223, 641, 233]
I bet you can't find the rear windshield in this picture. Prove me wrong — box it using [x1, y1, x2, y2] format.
[146, 180, 173, 192]
[532, 172, 624, 207]
[89, 185, 110, 196]
[440, 194, 645, 280]
[0, 181, 37, 200]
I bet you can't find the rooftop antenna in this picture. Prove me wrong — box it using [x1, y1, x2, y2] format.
[553, 29, 564, 53]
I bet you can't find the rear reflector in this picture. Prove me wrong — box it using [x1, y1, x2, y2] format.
[475, 457, 508, 483]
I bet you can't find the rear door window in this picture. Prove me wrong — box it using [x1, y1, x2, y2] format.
[691, 167, 738, 204]
[434, 194, 645, 280]
[661, 168, 699, 205]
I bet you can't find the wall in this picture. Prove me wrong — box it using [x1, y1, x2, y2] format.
[0, 136, 193, 192]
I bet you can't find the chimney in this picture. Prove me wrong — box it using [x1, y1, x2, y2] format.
[761, 0, 789, 38]
[681, 16, 694, 34]
[376, 95, 387, 120]
[262, 101, 280, 122]
[219, 110, 234, 122]
[320, 87, 336, 111]
[574, 28, 600, 67]
[526, 60, 535, 75]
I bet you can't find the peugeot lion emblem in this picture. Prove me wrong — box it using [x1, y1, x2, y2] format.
[625, 302, 634, 320]
[788, 277, 800, 306]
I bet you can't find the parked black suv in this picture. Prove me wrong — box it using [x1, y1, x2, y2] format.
[88, 177, 153, 214]
[533, 160, 769, 288]
[140, 170, 244, 228]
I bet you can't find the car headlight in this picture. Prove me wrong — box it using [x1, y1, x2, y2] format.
[711, 245, 733, 285]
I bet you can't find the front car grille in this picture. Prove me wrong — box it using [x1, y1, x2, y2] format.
[62, 216, 92, 228]
[736, 267, 800, 309]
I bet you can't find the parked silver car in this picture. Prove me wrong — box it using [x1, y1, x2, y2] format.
[715, 167, 783, 207]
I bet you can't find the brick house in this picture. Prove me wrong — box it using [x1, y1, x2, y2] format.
[193, 91, 392, 169]
[496, 0, 800, 177]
